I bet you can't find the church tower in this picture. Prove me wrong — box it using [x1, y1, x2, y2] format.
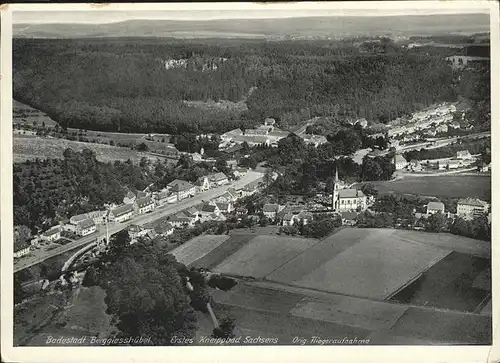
[332, 167, 340, 211]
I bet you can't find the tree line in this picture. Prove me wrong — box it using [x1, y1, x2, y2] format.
[13, 37, 484, 135]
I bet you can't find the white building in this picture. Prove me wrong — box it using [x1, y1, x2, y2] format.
[457, 198, 489, 220]
[154, 223, 174, 236]
[208, 172, 229, 187]
[109, 204, 135, 223]
[76, 218, 97, 237]
[135, 196, 155, 214]
[393, 154, 408, 170]
[167, 179, 196, 200]
[262, 204, 283, 219]
[123, 191, 137, 205]
[41, 226, 61, 242]
[457, 150, 472, 160]
[426, 201, 445, 215]
[332, 169, 367, 212]
[14, 244, 30, 259]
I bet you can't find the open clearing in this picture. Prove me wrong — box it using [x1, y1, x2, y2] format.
[170, 235, 230, 266]
[291, 236, 450, 299]
[390, 252, 490, 312]
[367, 175, 491, 200]
[212, 280, 491, 344]
[213, 235, 318, 278]
[13, 135, 162, 163]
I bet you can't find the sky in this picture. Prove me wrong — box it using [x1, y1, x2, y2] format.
[12, 3, 491, 24]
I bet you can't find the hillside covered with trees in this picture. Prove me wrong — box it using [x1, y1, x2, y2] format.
[13, 37, 487, 134]
[13, 148, 227, 232]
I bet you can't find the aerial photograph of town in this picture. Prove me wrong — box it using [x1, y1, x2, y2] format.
[9, 3, 492, 349]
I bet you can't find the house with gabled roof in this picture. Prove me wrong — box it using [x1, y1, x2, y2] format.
[41, 226, 61, 242]
[457, 198, 489, 220]
[135, 196, 155, 214]
[262, 203, 284, 219]
[167, 179, 196, 200]
[208, 172, 229, 187]
[76, 218, 97, 237]
[123, 190, 137, 205]
[393, 154, 408, 170]
[200, 203, 221, 216]
[109, 204, 135, 223]
[169, 212, 195, 228]
[216, 202, 233, 214]
[426, 201, 445, 215]
[195, 175, 211, 192]
[154, 223, 174, 236]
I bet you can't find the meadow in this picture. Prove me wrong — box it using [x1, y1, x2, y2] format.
[13, 135, 163, 164]
[368, 175, 491, 200]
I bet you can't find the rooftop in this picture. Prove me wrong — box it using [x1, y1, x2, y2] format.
[78, 218, 95, 229]
[394, 154, 407, 164]
[338, 189, 365, 198]
[427, 201, 445, 211]
[136, 196, 154, 208]
[168, 179, 195, 192]
[112, 204, 134, 217]
[263, 203, 280, 213]
[43, 226, 61, 236]
[458, 198, 488, 207]
[208, 172, 228, 182]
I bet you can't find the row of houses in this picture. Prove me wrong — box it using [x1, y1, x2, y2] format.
[108, 172, 233, 224]
[386, 103, 458, 139]
[394, 150, 478, 171]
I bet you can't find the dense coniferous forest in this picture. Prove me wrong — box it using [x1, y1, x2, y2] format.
[13, 37, 486, 134]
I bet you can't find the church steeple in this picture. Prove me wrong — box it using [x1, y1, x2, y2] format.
[333, 167, 340, 211]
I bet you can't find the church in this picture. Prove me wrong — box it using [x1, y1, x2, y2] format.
[332, 169, 367, 212]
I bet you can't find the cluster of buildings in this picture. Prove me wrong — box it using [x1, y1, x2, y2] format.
[415, 197, 490, 223]
[386, 103, 458, 141]
[393, 149, 480, 172]
[164, 57, 228, 71]
[219, 118, 328, 150]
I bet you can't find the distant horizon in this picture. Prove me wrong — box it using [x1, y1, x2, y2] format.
[13, 8, 491, 25]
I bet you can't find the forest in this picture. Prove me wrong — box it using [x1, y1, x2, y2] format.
[13, 37, 484, 134]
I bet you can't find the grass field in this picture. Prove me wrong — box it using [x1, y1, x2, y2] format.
[292, 236, 450, 299]
[367, 175, 491, 200]
[386, 307, 491, 344]
[190, 234, 255, 269]
[212, 280, 491, 344]
[13, 100, 59, 127]
[267, 228, 373, 283]
[213, 235, 318, 278]
[390, 252, 490, 312]
[170, 235, 230, 266]
[13, 135, 162, 163]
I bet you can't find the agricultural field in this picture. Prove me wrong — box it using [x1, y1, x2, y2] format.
[212, 280, 491, 344]
[367, 175, 491, 200]
[203, 228, 490, 304]
[13, 135, 162, 164]
[169, 235, 230, 266]
[213, 235, 318, 278]
[390, 252, 491, 312]
[13, 100, 59, 128]
[288, 234, 450, 299]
